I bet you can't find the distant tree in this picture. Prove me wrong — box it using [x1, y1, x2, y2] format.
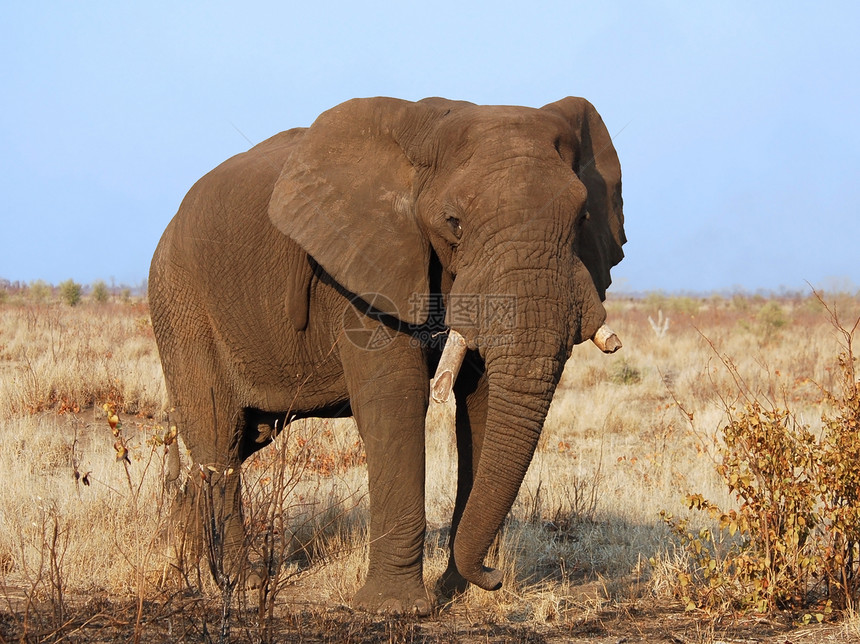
[757, 301, 788, 334]
[59, 279, 82, 307]
[91, 280, 110, 304]
[29, 279, 52, 302]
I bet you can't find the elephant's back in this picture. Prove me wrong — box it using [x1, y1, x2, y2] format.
[148, 126, 344, 392]
[153, 128, 306, 277]
[175, 127, 305, 236]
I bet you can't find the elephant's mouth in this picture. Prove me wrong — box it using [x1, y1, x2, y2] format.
[430, 324, 621, 404]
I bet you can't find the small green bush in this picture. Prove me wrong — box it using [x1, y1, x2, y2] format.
[58, 279, 82, 307]
[610, 360, 642, 385]
[756, 301, 788, 334]
[91, 280, 110, 304]
[644, 290, 669, 313]
[667, 296, 700, 317]
[29, 279, 52, 302]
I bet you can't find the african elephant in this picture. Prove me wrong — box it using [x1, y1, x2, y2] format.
[148, 95, 625, 615]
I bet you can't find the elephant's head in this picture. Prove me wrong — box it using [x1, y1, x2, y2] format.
[269, 96, 625, 589]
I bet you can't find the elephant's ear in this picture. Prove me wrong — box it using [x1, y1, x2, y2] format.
[269, 97, 435, 324]
[542, 97, 626, 300]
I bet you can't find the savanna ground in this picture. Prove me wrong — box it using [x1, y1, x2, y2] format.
[1, 284, 860, 642]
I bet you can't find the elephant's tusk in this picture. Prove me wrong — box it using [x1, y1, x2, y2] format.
[430, 329, 468, 403]
[592, 324, 622, 353]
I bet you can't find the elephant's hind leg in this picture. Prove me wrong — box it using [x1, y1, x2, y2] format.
[339, 332, 431, 615]
[158, 330, 254, 588]
[166, 390, 254, 586]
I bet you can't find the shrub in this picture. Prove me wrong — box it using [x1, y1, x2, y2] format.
[29, 279, 52, 302]
[756, 301, 788, 334]
[815, 349, 860, 610]
[644, 290, 669, 313]
[662, 404, 820, 614]
[662, 300, 860, 618]
[58, 279, 82, 307]
[91, 280, 110, 304]
[667, 296, 700, 317]
[610, 359, 642, 385]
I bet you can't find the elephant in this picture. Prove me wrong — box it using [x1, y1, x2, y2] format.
[148, 95, 626, 615]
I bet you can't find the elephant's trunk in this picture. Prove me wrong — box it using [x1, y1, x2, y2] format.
[438, 245, 611, 589]
[451, 338, 565, 590]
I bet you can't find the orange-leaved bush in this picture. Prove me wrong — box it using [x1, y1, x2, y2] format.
[662, 302, 860, 619]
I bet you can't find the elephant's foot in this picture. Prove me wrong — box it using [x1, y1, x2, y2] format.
[352, 578, 433, 616]
[436, 563, 469, 601]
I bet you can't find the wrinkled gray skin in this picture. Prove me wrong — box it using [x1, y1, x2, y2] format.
[149, 96, 625, 615]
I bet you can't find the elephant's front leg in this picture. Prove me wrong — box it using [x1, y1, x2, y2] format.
[439, 350, 488, 599]
[340, 330, 431, 615]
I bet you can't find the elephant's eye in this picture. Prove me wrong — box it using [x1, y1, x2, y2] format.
[446, 216, 462, 239]
[577, 209, 590, 228]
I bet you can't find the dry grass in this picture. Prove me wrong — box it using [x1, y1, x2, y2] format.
[0, 301, 164, 417]
[1, 292, 859, 642]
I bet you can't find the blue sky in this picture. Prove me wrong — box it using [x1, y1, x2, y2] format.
[2, 2, 858, 294]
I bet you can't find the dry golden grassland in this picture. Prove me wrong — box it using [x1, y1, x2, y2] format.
[1, 290, 859, 642]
